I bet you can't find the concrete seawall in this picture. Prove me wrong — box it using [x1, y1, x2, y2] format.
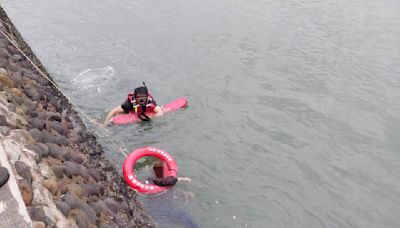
[0, 5, 154, 228]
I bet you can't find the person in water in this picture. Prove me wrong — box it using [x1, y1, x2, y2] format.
[104, 82, 163, 124]
[150, 160, 191, 187]
[144, 160, 198, 228]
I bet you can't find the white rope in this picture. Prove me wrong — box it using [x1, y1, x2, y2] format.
[0, 20, 173, 199]
[0, 19, 128, 158]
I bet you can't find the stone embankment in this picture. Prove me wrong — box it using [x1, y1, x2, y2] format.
[0, 6, 154, 228]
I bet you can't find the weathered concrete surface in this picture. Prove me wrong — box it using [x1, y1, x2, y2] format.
[0, 146, 32, 227]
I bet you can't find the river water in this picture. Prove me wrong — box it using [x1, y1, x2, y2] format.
[2, 0, 400, 227]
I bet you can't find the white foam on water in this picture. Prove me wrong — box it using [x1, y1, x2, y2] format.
[72, 66, 116, 95]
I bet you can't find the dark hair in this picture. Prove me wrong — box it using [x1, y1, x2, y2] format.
[134, 86, 148, 98]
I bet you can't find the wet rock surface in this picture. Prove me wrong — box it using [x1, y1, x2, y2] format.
[0, 6, 154, 227]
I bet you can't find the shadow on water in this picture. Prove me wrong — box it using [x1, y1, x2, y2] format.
[135, 165, 199, 228]
[142, 189, 199, 228]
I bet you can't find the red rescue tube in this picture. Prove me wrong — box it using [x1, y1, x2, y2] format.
[112, 97, 188, 125]
[123, 147, 178, 195]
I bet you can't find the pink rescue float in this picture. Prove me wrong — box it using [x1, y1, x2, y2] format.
[112, 97, 187, 125]
[123, 147, 178, 195]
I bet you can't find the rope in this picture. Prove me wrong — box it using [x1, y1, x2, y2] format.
[0, 19, 129, 158]
[0, 19, 172, 199]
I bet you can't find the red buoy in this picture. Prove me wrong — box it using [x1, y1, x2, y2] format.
[123, 147, 178, 195]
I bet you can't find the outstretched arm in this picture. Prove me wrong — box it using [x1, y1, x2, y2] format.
[104, 106, 125, 124]
[178, 177, 191, 182]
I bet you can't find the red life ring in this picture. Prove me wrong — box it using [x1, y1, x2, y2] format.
[123, 147, 178, 195]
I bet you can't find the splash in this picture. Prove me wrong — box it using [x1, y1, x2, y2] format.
[72, 66, 116, 93]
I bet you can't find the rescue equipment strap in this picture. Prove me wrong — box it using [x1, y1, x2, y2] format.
[138, 112, 151, 121]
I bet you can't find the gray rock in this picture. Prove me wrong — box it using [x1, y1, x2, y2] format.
[27, 110, 38, 118]
[62, 160, 89, 180]
[21, 103, 34, 115]
[34, 142, 49, 154]
[28, 143, 49, 161]
[46, 121, 66, 135]
[57, 135, 70, 146]
[63, 151, 84, 164]
[47, 112, 62, 122]
[62, 166, 77, 178]
[79, 166, 90, 181]
[47, 143, 67, 159]
[0, 59, 6, 68]
[0, 48, 10, 59]
[11, 54, 23, 62]
[0, 60, 7, 68]
[80, 183, 103, 197]
[10, 72, 22, 85]
[7, 62, 19, 72]
[24, 86, 40, 101]
[51, 165, 64, 179]
[36, 112, 46, 120]
[40, 131, 58, 144]
[74, 212, 89, 228]
[76, 202, 97, 224]
[68, 133, 80, 145]
[89, 200, 111, 216]
[27, 206, 52, 226]
[48, 97, 59, 108]
[0, 114, 7, 126]
[29, 118, 46, 130]
[21, 97, 37, 112]
[14, 161, 32, 183]
[55, 201, 71, 217]
[68, 208, 91, 228]
[19, 60, 31, 69]
[104, 198, 120, 214]
[62, 193, 80, 208]
[62, 161, 80, 178]
[88, 168, 102, 181]
[19, 68, 34, 77]
[6, 45, 19, 55]
[29, 128, 42, 142]
[62, 115, 73, 129]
